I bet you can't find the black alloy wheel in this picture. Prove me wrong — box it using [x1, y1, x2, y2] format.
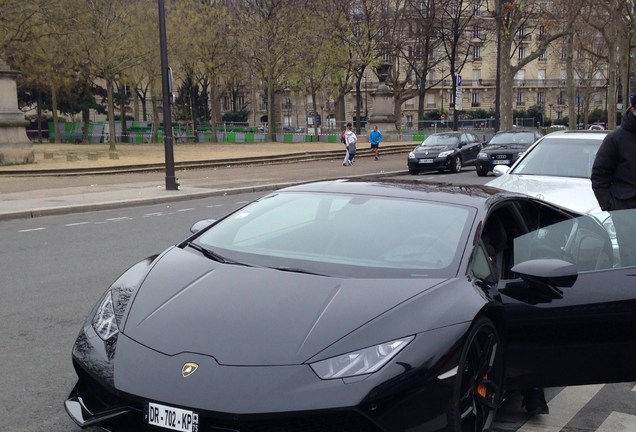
[448, 317, 503, 432]
[451, 155, 463, 173]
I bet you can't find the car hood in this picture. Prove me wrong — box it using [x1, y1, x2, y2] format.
[414, 144, 454, 154]
[487, 174, 600, 213]
[484, 143, 528, 151]
[123, 247, 448, 366]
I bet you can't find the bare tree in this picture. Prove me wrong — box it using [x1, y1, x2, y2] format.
[72, 0, 148, 150]
[579, 0, 628, 130]
[326, 0, 389, 134]
[236, 0, 305, 141]
[437, 0, 478, 129]
[401, 0, 445, 128]
[488, 0, 583, 130]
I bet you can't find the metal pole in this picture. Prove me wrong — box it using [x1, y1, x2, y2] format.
[158, 0, 177, 191]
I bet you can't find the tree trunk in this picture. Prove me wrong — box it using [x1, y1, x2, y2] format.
[151, 81, 159, 143]
[499, 59, 514, 130]
[106, 78, 117, 151]
[82, 109, 90, 143]
[208, 81, 220, 143]
[566, 31, 576, 130]
[51, 83, 61, 144]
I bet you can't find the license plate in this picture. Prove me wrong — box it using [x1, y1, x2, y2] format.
[493, 160, 509, 165]
[419, 158, 434, 163]
[146, 402, 199, 432]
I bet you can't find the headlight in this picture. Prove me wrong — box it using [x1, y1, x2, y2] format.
[92, 291, 119, 340]
[310, 336, 414, 379]
[438, 150, 453, 158]
[408, 152, 415, 159]
[478, 152, 488, 159]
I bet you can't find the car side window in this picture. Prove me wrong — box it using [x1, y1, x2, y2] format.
[470, 244, 495, 281]
[478, 206, 525, 280]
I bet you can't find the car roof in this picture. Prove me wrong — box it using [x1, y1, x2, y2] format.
[279, 178, 527, 208]
[494, 128, 540, 134]
[427, 131, 463, 136]
[544, 130, 609, 140]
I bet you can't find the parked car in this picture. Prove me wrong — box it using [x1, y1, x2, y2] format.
[282, 126, 304, 133]
[475, 129, 544, 176]
[486, 130, 617, 263]
[407, 131, 483, 175]
[486, 130, 607, 214]
[66, 179, 634, 432]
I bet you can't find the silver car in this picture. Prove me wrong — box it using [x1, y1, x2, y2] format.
[486, 130, 617, 262]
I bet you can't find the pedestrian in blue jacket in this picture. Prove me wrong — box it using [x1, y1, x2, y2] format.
[369, 125, 383, 160]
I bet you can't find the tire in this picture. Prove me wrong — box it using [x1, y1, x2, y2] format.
[476, 168, 489, 177]
[448, 317, 503, 432]
[451, 156, 462, 173]
[409, 167, 420, 175]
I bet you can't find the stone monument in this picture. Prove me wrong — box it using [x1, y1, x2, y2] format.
[368, 62, 397, 140]
[0, 59, 34, 165]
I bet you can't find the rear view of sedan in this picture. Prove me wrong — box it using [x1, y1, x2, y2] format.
[408, 131, 482, 175]
[476, 129, 543, 176]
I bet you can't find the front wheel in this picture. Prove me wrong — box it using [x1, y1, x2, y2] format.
[448, 317, 503, 432]
[409, 167, 420, 175]
[451, 156, 462, 173]
[476, 168, 489, 177]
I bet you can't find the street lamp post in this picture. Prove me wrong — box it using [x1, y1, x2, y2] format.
[158, 0, 177, 191]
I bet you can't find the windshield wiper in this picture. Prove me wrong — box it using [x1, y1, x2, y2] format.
[187, 242, 250, 266]
[270, 266, 327, 276]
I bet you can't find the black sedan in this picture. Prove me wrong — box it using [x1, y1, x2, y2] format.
[475, 129, 543, 176]
[407, 131, 483, 175]
[65, 179, 634, 432]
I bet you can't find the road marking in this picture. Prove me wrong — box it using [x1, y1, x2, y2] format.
[516, 384, 604, 432]
[177, 208, 195, 212]
[144, 212, 164, 217]
[65, 222, 89, 227]
[19, 227, 46, 233]
[207, 204, 222, 208]
[107, 217, 133, 222]
[597, 411, 636, 432]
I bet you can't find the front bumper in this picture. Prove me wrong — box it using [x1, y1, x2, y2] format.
[66, 325, 466, 432]
[408, 157, 451, 171]
[476, 158, 513, 172]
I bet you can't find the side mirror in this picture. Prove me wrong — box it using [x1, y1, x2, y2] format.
[190, 219, 216, 234]
[500, 259, 577, 304]
[493, 165, 510, 177]
[512, 258, 578, 288]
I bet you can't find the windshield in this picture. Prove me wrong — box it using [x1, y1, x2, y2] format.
[195, 191, 474, 278]
[489, 132, 537, 145]
[511, 137, 601, 178]
[421, 134, 460, 147]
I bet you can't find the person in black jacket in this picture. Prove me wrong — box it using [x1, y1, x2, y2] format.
[591, 94, 636, 267]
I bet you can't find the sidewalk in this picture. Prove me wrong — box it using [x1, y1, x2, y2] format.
[0, 141, 414, 221]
